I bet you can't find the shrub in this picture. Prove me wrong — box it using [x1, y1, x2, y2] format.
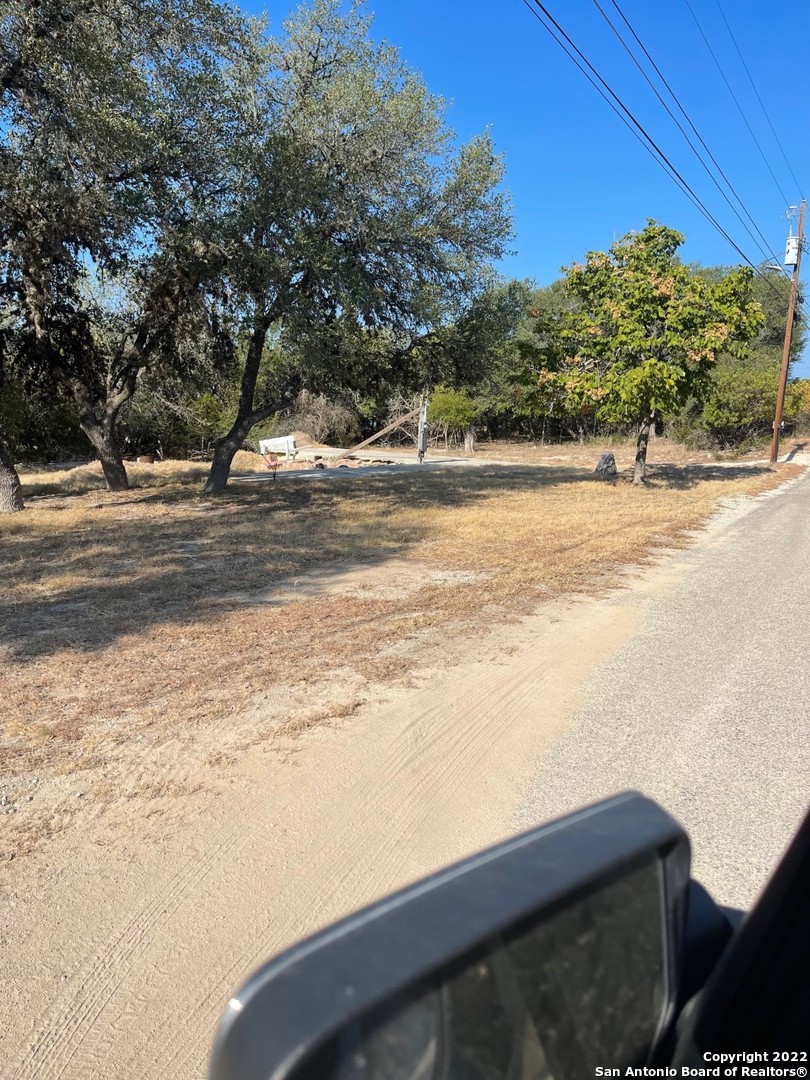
[282, 391, 361, 446]
[701, 367, 779, 447]
[0, 379, 87, 461]
[427, 386, 480, 433]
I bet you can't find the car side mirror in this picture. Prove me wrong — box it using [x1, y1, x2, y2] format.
[210, 792, 691, 1080]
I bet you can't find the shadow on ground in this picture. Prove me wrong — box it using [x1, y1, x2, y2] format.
[785, 441, 808, 462]
[644, 463, 773, 489]
[1, 462, 774, 659]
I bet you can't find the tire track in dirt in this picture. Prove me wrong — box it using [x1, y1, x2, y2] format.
[7, 832, 256, 1080]
[3, 597, 637, 1080]
[146, 633, 587, 1080]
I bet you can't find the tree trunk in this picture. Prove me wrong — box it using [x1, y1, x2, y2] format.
[463, 425, 477, 454]
[0, 436, 24, 513]
[202, 312, 272, 494]
[633, 417, 652, 485]
[59, 366, 136, 492]
[80, 415, 129, 491]
[204, 426, 249, 494]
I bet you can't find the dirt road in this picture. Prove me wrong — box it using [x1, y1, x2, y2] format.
[1, 589, 639, 1079]
[1, 468, 807, 1079]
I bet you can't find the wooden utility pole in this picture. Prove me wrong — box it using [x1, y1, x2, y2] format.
[770, 199, 805, 464]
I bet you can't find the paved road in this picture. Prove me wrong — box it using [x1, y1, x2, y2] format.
[230, 458, 475, 483]
[517, 469, 810, 910]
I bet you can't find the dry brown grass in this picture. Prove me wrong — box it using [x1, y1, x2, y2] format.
[474, 434, 810, 468]
[0, 455, 803, 856]
[16, 451, 270, 498]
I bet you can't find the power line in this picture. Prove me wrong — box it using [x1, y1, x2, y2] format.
[712, 0, 803, 199]
[518, 0, 790, 306]
[681, 0, 792, 207]
[591, 0, 777, 267]
[516, 1, 712, 219]
[601, 0, 805, 314]
[520, 0, 758, 266]
[598, 0, 790, 276]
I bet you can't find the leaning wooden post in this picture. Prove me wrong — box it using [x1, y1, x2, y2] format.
[331, 406, 422, 462]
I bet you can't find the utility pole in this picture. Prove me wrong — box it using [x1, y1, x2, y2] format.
[417, 392, 429, 463]
[770, 199, 805, 464]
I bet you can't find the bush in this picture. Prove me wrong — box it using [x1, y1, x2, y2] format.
[668, 367, 810, 450]
[427, 386, 480, 433]
[117, 388, 237, 457]
[424, 386, 479, 449]
[0, 380, 88, 461]
[701, 367, 778, 447]
[117, 392, 199, 457]
[278, 391, 361, 446]
[788, 379, 810, 433]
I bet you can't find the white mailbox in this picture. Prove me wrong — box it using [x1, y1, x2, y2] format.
[259, 435, 296, 461]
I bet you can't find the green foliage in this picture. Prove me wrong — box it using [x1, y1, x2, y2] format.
[526, 223, 764, 442]
[1, 0, 250, 481]
[702, 366, 779, 442]
[3, 0, 513, 478]
[195, 0, 513, 488]
[749, 272, 805, 360]
[455, 282, 567, 431]
[665, 262, 807, 449]
[5, 0, 795, 471]
[789, 378, 810, 421]
[695, 265, 805, 363]
[428, 386, 480, 432]
[698, 369, 810, 448]
[0, 377, 86, 460]
[117, 395, 194, 458]
[191, 392, 230, 436]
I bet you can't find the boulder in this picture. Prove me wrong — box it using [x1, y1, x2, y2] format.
[595, 452, 617, 479]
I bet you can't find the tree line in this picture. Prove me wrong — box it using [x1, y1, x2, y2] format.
[1, 0, 804, 511]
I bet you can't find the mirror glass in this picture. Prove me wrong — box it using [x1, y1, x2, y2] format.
[296, 857, 668, 1080]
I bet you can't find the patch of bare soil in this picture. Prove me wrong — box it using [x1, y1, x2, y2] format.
[1, 583, 646, 1080]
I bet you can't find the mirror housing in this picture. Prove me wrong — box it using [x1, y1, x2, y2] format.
[210, 792, 690, 1080]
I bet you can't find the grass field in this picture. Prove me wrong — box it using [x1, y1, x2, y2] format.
[0, 447, 803, 857]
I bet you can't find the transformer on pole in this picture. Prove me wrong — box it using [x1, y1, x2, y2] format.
[771, 201, 805, 464]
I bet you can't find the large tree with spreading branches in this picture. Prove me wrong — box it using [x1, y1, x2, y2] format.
[198, 0, 513, 493]
[0, 0, 247, 505]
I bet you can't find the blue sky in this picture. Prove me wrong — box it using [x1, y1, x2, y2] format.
[248, 0, 809, 371]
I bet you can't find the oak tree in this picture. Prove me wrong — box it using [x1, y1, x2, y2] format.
[200, 0, 512, 492]
[0, 0, 245, 496]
